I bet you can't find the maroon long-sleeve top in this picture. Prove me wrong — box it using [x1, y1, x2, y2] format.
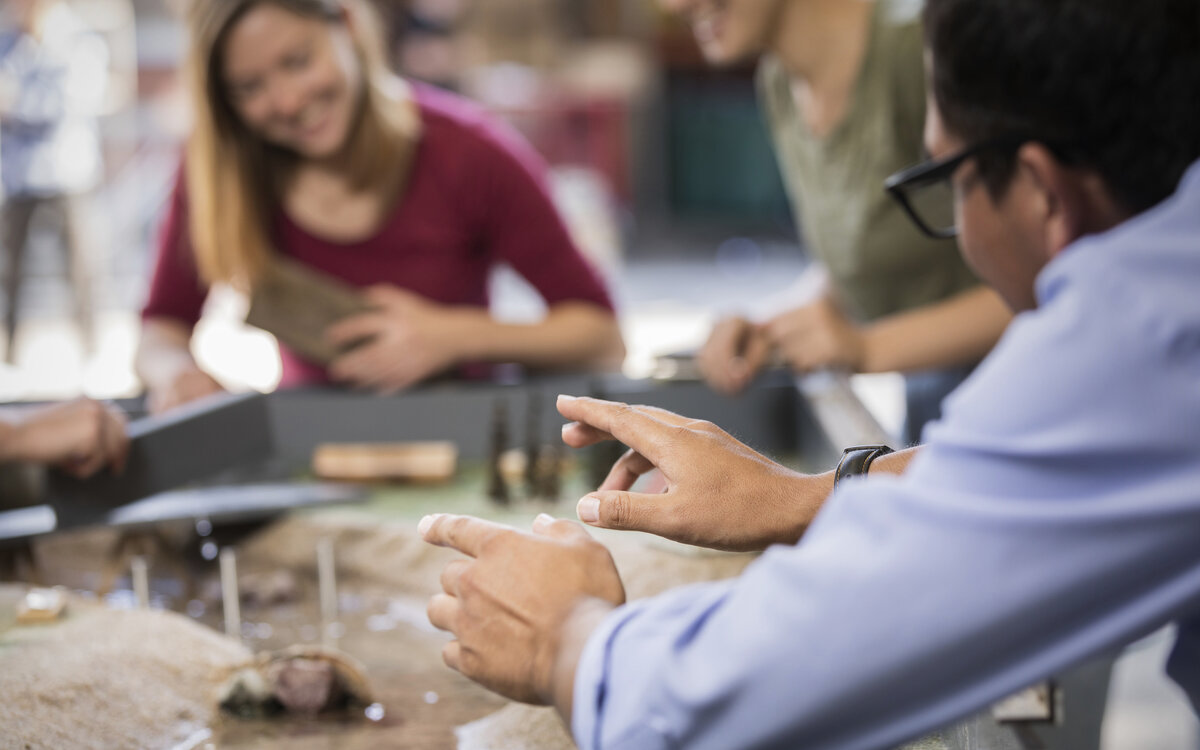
[142, 83, 615, 387]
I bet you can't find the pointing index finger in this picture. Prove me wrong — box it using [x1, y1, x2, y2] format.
[419, 514, 512, 558]
[556, 396, 692, 462]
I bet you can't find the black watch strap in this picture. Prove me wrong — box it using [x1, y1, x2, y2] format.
[833, 444, 895, 489]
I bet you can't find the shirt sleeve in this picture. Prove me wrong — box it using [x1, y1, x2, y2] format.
[141, 165, 209, 328]
[467, 116, 615, 313]
[572, 270, 1200, 749]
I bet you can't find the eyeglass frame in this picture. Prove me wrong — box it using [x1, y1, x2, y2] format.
[884, 136, 1072, 240]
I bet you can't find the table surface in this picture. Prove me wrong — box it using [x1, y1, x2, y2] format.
[0, 465, 621, 750]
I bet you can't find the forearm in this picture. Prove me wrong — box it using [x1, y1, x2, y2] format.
[0, 405, 47, 463]
[455, 303, 625, 370]
[135, 317, 203, 390]
[552, 597, 619, 726]
[865, 446, 919, 476]
[774, 446, 919, 545]
[0, 417, 18, 462]
[859, 286, 1011, 373]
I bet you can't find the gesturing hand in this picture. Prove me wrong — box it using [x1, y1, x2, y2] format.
[327, 285, 468, 393]
[558, 395, 825, 551]
[422, 513, 625, 711]
[696, 316, 772, 395]
[764, 297, 866, 373]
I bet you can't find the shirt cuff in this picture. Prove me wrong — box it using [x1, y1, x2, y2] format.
[570, 601, 645, 750]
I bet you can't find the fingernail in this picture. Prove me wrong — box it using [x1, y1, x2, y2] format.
[577, 496, 600, 523]
[533, 513, 555, 528]
[557, 394, 577, 403]
[418, 514, 438, 536]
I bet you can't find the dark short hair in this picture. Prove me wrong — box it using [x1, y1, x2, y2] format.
[924, 0, 1200, 215]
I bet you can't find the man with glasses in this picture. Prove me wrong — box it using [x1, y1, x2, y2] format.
[419, 0, 1200, 747]
[671, 0, 1011, 445]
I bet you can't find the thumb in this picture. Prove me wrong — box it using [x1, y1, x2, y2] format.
[327, 312, 384, 347]
[576, 491, 666, 534]
[531, 513, 593, 542]
[366, 284, 416, 309]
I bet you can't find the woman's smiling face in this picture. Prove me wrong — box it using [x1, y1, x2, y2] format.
[220, 2, 363, 160]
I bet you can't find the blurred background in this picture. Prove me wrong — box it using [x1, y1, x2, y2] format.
[2, 0, 853, 421]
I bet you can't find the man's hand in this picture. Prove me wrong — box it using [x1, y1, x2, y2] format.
[696, 316, 772, 395]
[0, 399, 129, 477]
[558, 396, 827, 551]
[147, 366, 226, 415]
[422, 513, 624, 716]
[327, 285, 467, 393]
[764, 298, 866, 373]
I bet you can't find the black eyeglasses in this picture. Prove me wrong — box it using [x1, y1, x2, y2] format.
[884, 136, 1037, 239]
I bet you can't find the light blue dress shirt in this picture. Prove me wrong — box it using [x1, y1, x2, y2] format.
[573, 160, 1200, 750]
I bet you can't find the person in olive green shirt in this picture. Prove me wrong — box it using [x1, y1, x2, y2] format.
[671, 0, 1012, 443]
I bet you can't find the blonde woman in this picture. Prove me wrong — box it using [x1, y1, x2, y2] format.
[136, 0, 624, 413]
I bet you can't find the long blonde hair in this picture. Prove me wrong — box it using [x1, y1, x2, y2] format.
[183, 0, 419, 288]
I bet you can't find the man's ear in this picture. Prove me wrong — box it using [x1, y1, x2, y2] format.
[1013, 143, 1089, 260]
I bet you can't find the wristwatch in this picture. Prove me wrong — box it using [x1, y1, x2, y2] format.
[833, 444, 895, 489]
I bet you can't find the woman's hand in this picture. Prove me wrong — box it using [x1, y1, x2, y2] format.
[327, 285, 470, 393]
[764, 297, 866, 373]
[696, 316, 773, 395]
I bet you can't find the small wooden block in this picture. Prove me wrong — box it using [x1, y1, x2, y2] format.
[245, 257, 371, 365]
[16, 587, 66, 625]
[312, 442, 458, 483]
